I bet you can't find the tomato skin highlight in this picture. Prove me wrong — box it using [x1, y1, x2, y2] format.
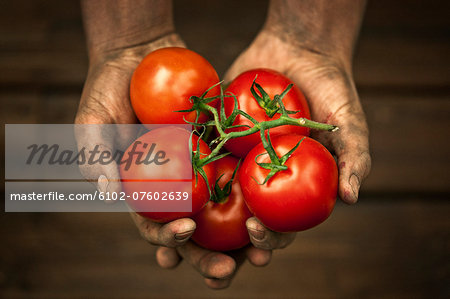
[192, 156, 252, 251]
[119, 127, 215, 223]
[239, 134, 337, 232]
[130, 47, 220, 125]
[223, 69, 311, 157]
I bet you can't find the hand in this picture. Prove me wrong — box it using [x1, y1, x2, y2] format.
[224, 29, 371, 204]
[153, 216, 294, 289]
[74, 32, 200, 279]
[75, 34, 185, 193]
[74, 31, 281, 289]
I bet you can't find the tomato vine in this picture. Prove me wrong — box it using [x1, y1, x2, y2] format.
[179, 79, 339, 184]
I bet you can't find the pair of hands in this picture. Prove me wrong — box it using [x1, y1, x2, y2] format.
[75, 29, 371, 289]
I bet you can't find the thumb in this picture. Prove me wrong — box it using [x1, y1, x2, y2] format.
[329, 116, 371, 204]
[337, 145, 371, 204]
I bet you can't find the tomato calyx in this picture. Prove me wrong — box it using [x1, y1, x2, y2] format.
[253, 129, 306, 185]
[176, 81, 223, 127]
[250, 77, 301, 118]
[211, 159, 241, 204]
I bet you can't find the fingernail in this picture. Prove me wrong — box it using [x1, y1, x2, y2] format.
[97, 175, 108, 193]
[174, 230, 194, 241]
[249, 228, 265, 241]
[247, 219, 266, 241]
[349, 174, 360, 200]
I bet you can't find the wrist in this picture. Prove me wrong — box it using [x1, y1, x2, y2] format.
[81, 0, 179, 63]
[264, 0, 366, 66]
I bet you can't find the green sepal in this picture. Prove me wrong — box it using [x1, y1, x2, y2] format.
[200, 152, 231, 167]
[251, 78, 280, 118]
[200, 80, 223, 99]
[254, 129, 303, 185]
[286, 109, 301, 115]
[211, 159, 241, 203]
[222, 92, 240, 127]
[280, 137, 305, 164]
[219, 86, 227, 125]
[237, 110, 259, 124]
[190, 129, 212, 196]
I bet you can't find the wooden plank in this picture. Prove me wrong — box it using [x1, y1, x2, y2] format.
[362, 0, 450, 32]
[0, 200, 448, 298]
[354, 36, 450, 87]
[0, 0, 448, 88]
[361, 93, 450, 193]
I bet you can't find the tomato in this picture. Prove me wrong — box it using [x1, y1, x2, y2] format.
[239, 134, 337, 232]
[192, 156, 252, 251]
[119, 126, 215, 223]
[223, 69, 311, 158]
[130, 47, 220, 125]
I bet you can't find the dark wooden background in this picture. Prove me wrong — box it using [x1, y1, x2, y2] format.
[1, 0, 449, 298]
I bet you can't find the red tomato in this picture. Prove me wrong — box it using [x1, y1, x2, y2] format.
[192, 156, 252, 251]
[223, 69, 311, 157]
[119, 126, 215, 223]
[239, 134, 337, 232]
[130, 47, 220, 125]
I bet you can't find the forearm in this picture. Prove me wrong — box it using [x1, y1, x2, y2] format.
[265, 0, 366, 63]
[81, 0, 174, 60]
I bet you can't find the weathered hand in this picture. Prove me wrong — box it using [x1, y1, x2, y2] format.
[224, 30, 371, 204]
[155, 241, 272, 289]
[75, 34, 185, 194]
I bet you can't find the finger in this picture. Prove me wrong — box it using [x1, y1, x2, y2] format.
[201, 245, 249, 289]
[300, 71, 371, 204]
[203, 278, 232, 289]
[245, 245, 272, 267]
[327, 111, 371, 204]
[130, 213, 196, 247]
[202, 245, 268, 289]
[176, 242, 241, 289]
[156, 247, 182, 269]
[337, 147, 371, 204]
[202, 252, 245, 290]
[176, 241, 236, 280]
[246, 217, 296, 250]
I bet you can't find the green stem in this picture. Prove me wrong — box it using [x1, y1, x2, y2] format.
[202, 104, 227, 138]
[197, 137, 229, 167]
[190, 81, 338, 170]
[196, 114, 338, 167]
[225, 116, 337, 139]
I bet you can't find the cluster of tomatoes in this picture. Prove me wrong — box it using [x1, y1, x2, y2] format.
[119, 47, 338, 252]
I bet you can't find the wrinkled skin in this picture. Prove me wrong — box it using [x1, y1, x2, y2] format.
[77, 0, 371, 290]
[75, 32, 283, 290]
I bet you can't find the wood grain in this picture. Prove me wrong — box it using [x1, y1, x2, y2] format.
[0, 200, 448, 298]
[0, 0, 449, 298]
